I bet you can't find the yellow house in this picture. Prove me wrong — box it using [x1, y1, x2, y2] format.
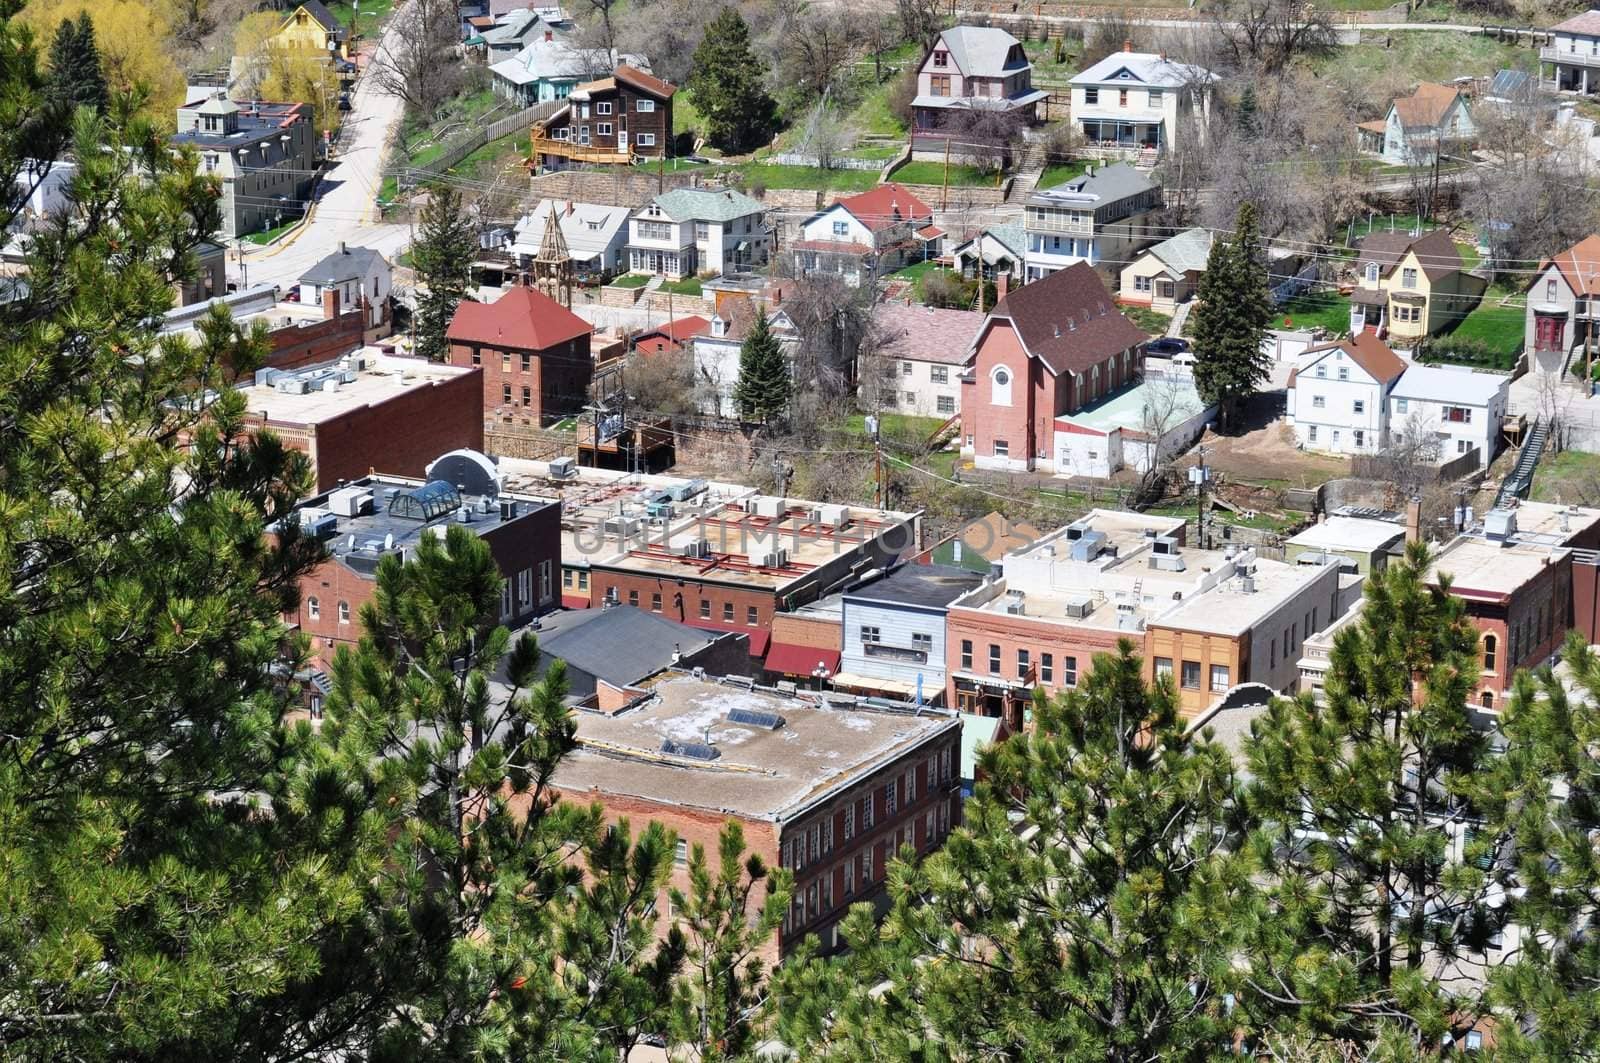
[271, 0, 349, 60]
[1349, 228, 1483, 344]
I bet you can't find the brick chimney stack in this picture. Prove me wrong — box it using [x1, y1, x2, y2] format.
[1123, 39, 1133, 53]
[321, 286, 339, 320]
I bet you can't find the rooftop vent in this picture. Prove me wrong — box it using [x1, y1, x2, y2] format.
[660, 739, 721, 761]
[547, 456, 577, 479]
[728, 707, 786, 730]
[1062, 594, 1094, 619]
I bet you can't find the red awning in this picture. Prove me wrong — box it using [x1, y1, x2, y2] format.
[746, 629, 771, 657]
[562, 594, 593, 610]
[765, 643, 840, 677]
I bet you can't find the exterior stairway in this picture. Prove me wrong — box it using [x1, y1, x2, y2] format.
[1167, 299, 1193, 338]
[1004, 138, 1049, 203]
[1495, 418, 1548, 508]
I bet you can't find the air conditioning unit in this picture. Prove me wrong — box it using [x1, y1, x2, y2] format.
[816, 503, 849, 527]
[498, 498, 519, 521]
[603, 517, 643, 538]
[297, 508, 338, 540]
[754, 549, 789, 568]
[752, 496, 787, 519]
[1062, 594, 1093, 619]
[1152, 535, 1180, 556]
[327, 488, 373, 517]
[667, 478, 707, 502]
[678, 539, 710, 558]
[275, 377, 308, 395]
[548, 456, 577, 479]
[1004, 600, 1026, 616]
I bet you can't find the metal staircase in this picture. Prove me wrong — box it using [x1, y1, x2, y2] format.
[1495, 418, 1548, 508]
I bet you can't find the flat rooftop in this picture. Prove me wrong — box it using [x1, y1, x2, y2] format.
[846, 563, 984, 610]
[1054, 376, 1208, 436]
[240, 351, 474, 424]
[1427, 535, 1568, 600]
[1288, 515, 1406, 554]
[553, 674, 957, 821]
[1156, 555, 1335, 636]
[1486, 500, 1600, 545]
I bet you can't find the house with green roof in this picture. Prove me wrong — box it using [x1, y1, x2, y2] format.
[625, 188, 770, 279]
[1119, 226, 1212, 312]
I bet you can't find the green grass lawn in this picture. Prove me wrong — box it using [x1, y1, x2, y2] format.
[891, 160, 1002, 188]
[1457, 241, 1482, 271]
[674, 92, 705, 141]
[1532, 450, 1600, 503]
[326, 0, 396, 36]
[661, 276, 703, 296]
[448, 133, 530, 183]
[1345, 213, 1438, 245]
[1443, 303, 1524, 361]
[1121, 305, 1172, 335]
[731, 162, 880, 192]
[844, 143, 901, 161]
[1275, 290, 1353, 334]
[843, 412, 947, 440]
[609, 273, 650, 289]
[1036, 160, 1090, 191]
[243, 219, 301, 245]
[634, 156, 709, 174]
[1313, 32, 1529, 86]
[887, 260, 941, 284]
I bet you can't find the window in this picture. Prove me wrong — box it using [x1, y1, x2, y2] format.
[1134, 275, 1152, 293]
[1040, 653, 1053, 683]
[694, 222, 709, 241]
[993, 439, 1008, 457]
[862, 792, 874, 829]
[960, 639, 973, 670]
[932, 49, 947, 66]
[516, 568, 532, 607]
[596, 101, 612, 115]
[651, 592, 662, 612]
[1180, 660, 1201, 690]
[937, 395, 955, 414]
[521, 386, 531, 406]
[1401, 267, 1418, 288]
[861, 625, 880, 645]
[307, 596, 320, 620]
[1353, 399, 1365, 414]
[1547, 278, 1559, 302]
[1354, 430, 1365, 448]
[1365, 262, 1379, 283]
[931, 365, 949, 384]
[746, 606, 758, 625]
[832, 219, 850, 237]
[309, 695, 323, 721]
[627, 589, 638, 607]
[471, 348, 481, 366]
[1337, 367, 1349, 381]
[1210, 664, 1231, 692]
[903, 391, 916, 405]
[1308, 426, 1318, 442]
[699, 598, 710, 619]
[723, 602, 735, 622]
[1017, 648, 1030, 679]
[520, 352, 531, 371]
[1483, 634, 1497, 672]
[1396, 397, 1408, 413]
[1148, 88, 1163, 104]
[1084, 87, 1098, 104]
[1315, 364, 1326, 377]
[501, 582, 513, 621]
[502, 383, 512, 404]
[578, 570, 589, 591]
[990, 365, 1012, 406]
[1154, 656, 1173, 681]
[338, 600, 350, 624]
[502, 352, 511, 371]
[930, 74, 951, 96]
[988, 643, 1001, 674]
[637, 98, 655, 111]
[1119, 88, 1129, 106]
[1055, 655, 1074, 687]
[636, 133, 655, 146]
[674, 839, 688, 865]
[1312, 395, 1326, 409]
[912, 632, 933, 654]
[885, 782, 897, 816]
[540, 560, 552, 603]
[1444, 405, 1472, 424]
[844, 858, 854, 897]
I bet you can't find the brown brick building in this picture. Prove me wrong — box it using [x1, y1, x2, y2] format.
[446, 284, 593, 430]
[531, 64, 677, 169]
[552, 673, 962, 957]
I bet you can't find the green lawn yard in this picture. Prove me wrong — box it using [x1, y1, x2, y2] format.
[1121, 305, 1172, 335]
[1036, 160, 1090, 191]
[609, 273, 650, 289]
[1532, 450, 1600, 503]
[731, 163, 880, 193]
[243, 219, 301, 245]
[1274, 290, 1352, 334]
[661, 276, 703, 296]
[891, 160, 1002, 188]
[1443, 302, 1524, 361]
[326, 0, 395, 35]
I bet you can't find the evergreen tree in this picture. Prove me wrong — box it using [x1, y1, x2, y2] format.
[731, 307, 790, 422]
[1242, 541, 1502, 1050]
[670, 821, 792, 1061]
[412, 184, 476, 361]
[0, 55, 369, 1060]
[686, 9, 776, 153]
[1235, 83, 1259, 137]
[774, 643, 1257, 1059]
[45, 13, 108, 116]
[1479, 634, 1600, 1060]
[1190, 201, 1273, 431]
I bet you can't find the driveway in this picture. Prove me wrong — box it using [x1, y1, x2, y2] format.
[236, 9, 413, 291]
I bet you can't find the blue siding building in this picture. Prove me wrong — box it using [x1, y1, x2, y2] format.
[834, 565, 984, 704]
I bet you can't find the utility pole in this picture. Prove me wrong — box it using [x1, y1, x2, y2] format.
[866, 414, 884, 509]
[941, 137, 951, 211]
[1189, 446, 1211, 548]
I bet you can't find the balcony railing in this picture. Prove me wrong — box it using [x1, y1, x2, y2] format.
[1024, 212, 1093, 235]
[1541, 44, 1600, 67]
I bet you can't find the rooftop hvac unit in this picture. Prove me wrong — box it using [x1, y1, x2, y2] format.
[499, 498, 519, 521]
[678, 539, 711, 558]
[603, 517, 643, 538]
[1149, 553, 1188, 572]
[816, 503, 849, 527]
[1485, 508, 1517, 542]
[1240, 576, 1257, 594]
[754, 549, 789, 568]
[1064, 519, 1091, 541]
[297, 508, 337, 540]
[548, 456, 577, 479]
[1068, 530, 1106, 563]
[1005, 600, 1026, 615]
[327, 487, 373, 517]
[275, 377, 308, 395]
[667, 478, 708, 502]
[645, 500, 674, 520]
[1062, 594, 1094, 619]
[455, 504, 473, 523]
[1152, 535, 1180, 556]
[752, 496, 787, 519]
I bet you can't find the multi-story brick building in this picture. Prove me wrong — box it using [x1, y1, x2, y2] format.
[282, 464, 561, 682]
[552, 672, 962, 957]
[237, 351, 482, 491]
[958, 262, 1149, 473]
[446, 283, 593, 431]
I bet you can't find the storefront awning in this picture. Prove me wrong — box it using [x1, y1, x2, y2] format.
[765, 643, 840, 677]
[830, 671, 922, 699]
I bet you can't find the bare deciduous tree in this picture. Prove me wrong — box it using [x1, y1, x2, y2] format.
[784, 274, 881, 402]
[1210, 0, 1335, 72]
[777, 8, 860, 108]
[368, 0, 464, 116]
[623, 348, 700, 417]
[941, 99, 1025, 174]
[896, 0, 946, 52]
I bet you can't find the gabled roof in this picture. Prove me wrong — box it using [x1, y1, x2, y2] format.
[1299, 332, 1406, 386]
[984, 261, 1148, 377]
[646, 187, 764, 223]
[615, 64, 676, 99]
[634, 315, 710, 347]
[289, 0, 344, 35]
[932, 26, 1027, 77]
[446, 285, 591, 350]
[836, 182, 932, 231]
[298, 244, 388, 286]
[1389, 364, 1507, 405]
[952, 221, 1026, 261]
[534, 605, 721, 690]
[1070, 50, 1213, 89]
[874, 303, 985, 366]
[1552, 9, 1600, 35]
[491, 41, 642, 85]
[1391, 82, 1462, 129]
[1537, 233, 1600, 298]
[1140, 227, 1212, 275]
[511, 199, 630, 259]
[1355, 228, 1461, 281]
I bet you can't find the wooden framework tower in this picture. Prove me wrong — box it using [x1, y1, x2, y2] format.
[532, 206, 573, 307]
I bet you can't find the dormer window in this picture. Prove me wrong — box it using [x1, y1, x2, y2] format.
[1365, 262, 1379, 283]
[932, 50, 947, 67]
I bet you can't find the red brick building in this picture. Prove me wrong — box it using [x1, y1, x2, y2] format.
[959, 262, 1148, 473]
[446, 284, 593, 430]
[552, 673, 962, 958]
[239, 352, 483, 491]
[631, 314, 710, 355]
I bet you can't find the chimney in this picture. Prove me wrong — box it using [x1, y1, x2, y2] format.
[544, 29, 553, 41]
[321, 286, 340, 320]
[996, 273, 1009, 303]
[1405, 495, 1423, 545]
[1123, 39, 1133, 53]
[1159, 49, 1167, 61]
[339, 240, 347, 255]
[565, 200, 574, 216]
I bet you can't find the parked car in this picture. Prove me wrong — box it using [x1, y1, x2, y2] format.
[1146, 337, 1189, 355]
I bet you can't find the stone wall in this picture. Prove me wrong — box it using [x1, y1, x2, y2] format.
[528, 167, 701, 207]
[483, 423, 577, 461]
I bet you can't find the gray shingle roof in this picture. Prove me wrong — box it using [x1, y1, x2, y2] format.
[298, 245, 387, 285]
[935, 26, 1028, 77]
[1070, 51, 1212, 88]
[1143, 227, 1213, 274]
[1033, 161, 1154, 204]
[535, 606, 719, 689]
[649, 187, 765, 223]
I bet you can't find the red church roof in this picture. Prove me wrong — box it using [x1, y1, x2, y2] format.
[446, 285, 591, 352]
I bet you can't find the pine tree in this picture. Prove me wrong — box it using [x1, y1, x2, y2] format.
[1478, 634, 1600, 1060]
[686, 9, 776, 153]
[774, 642, 1257, 1058]
[1241, 541, 1502, 1050]
[731, 307, 790, 422]
[1190, 201, 1273, 431]
[412, 184, 477, 362]
[1235, 83, 1259, 137]
[670, 821, 792, 1061]
[45, 13, 108, 116]
[0, 50, 370, 1059]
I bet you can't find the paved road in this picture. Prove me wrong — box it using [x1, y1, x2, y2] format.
[237, 10, 412, 290]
